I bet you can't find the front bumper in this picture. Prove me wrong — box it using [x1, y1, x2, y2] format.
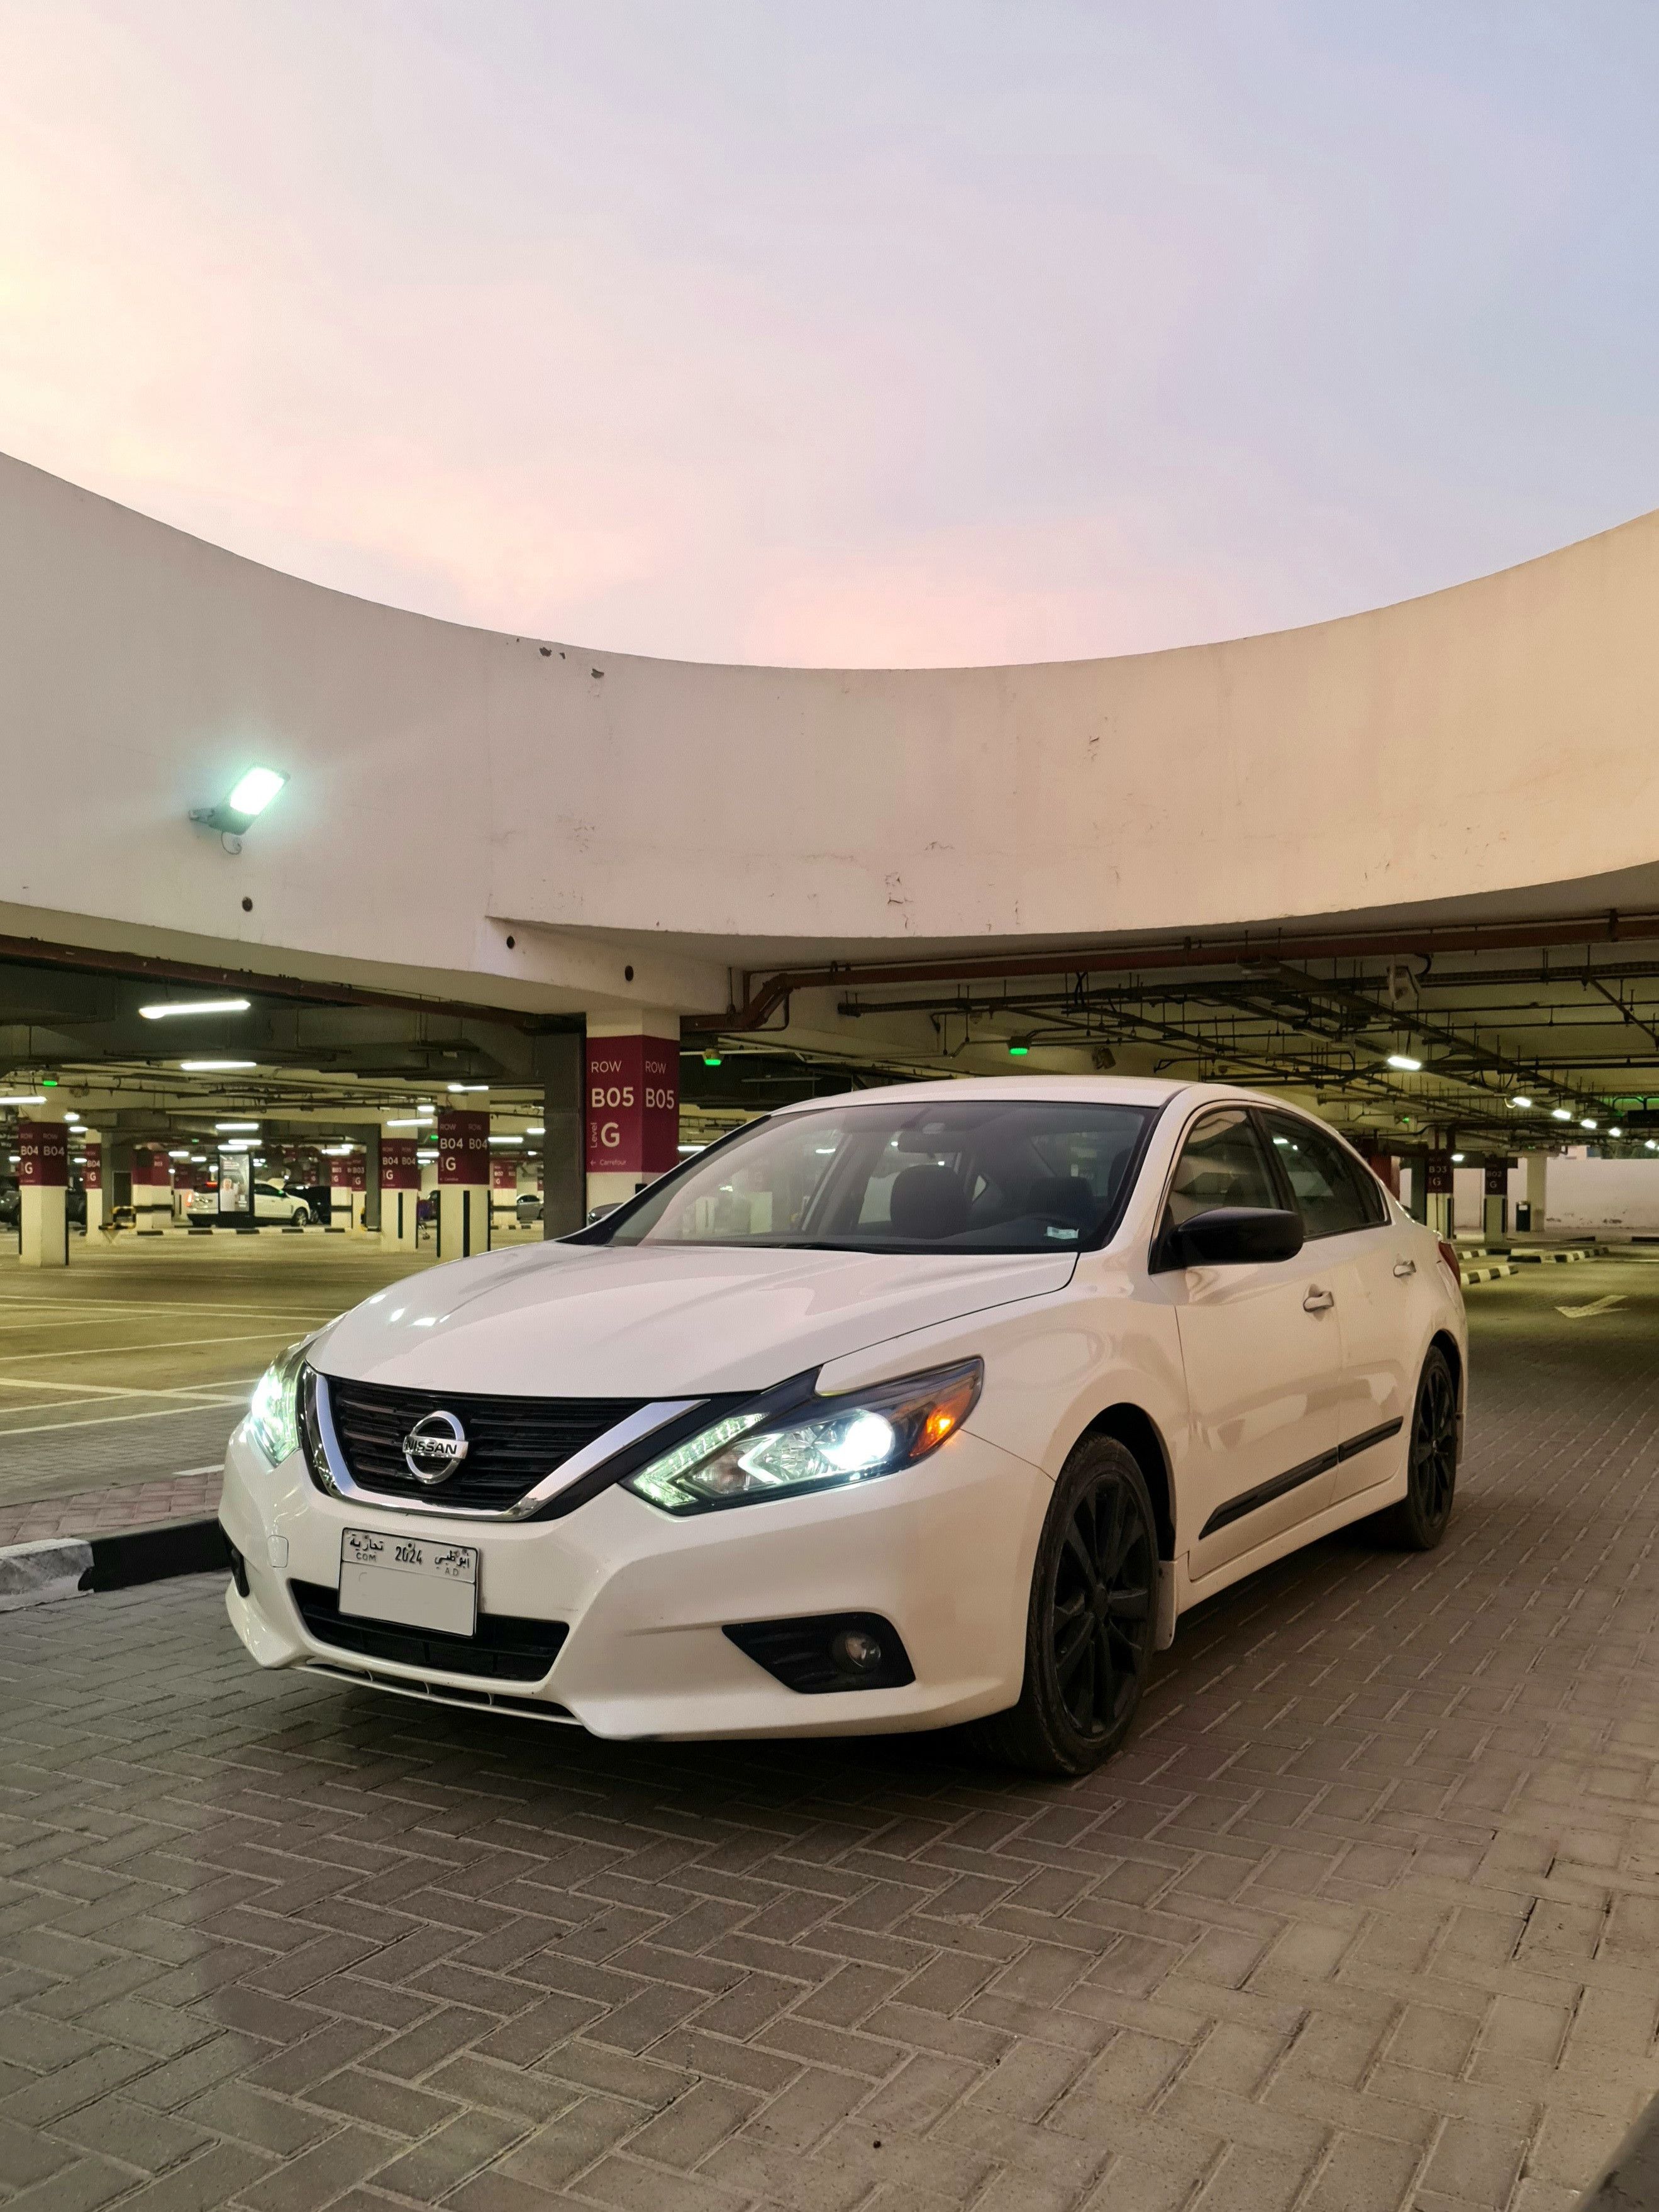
[219, 1418, 1051, 1740]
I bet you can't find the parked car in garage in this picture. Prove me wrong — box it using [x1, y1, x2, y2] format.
[222, 1079, 1465, 1776]
[516, 1192, 543, 1228]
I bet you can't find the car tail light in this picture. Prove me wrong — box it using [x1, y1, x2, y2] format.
[1437, 1239, 1462, 1286]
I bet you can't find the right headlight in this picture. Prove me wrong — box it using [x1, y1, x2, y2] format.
[624, 1358, 984, 1515]
[248, 1338, 313, 1467]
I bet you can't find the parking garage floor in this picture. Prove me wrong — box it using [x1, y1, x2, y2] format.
[3, 1259, 1658, 2212]
[0, 1241, 435, 1543]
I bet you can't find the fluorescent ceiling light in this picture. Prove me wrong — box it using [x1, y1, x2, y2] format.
[525, 1124, 545, 1135]
[1451, 1153, 1465, 1164]
[1610, 1125, 1624, 1136]
[384, 1117, 433, 1128]
[219, 1139, 253, 1150]
[1551, 1109, 1573, 1121]
[139, 998, 250, 1021]
[0, 1094, 45, 1105]
[179, 1060, 256, 1071]
[226, 767, 287, 818]
[214, 1121, 259, 1131]
[488, 1135, 523, 1146]
[447, 1083, 489, 1093]
[1581, 1119, 1597, 1131]
[1385, 1053, 1422, 1072]
[1509, 1096, 1532, 1109]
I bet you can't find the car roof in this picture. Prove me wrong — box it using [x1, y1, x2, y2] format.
[772, 1075, 1273, 1114]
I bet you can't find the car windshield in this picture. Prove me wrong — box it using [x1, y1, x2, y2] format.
[604, 1098, 1157, 1253]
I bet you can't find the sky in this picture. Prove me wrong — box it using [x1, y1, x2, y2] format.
[1, 0, 1656, 667]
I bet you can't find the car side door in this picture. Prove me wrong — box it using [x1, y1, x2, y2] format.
[1259, 1111, 1415, 1508]
[1159, 1107, 1345, 1582]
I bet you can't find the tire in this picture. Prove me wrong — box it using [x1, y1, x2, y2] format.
[970, 1436, 1158, 1777]
[1370, 1345, 1458, 1550]
[291, 1207, 309, 1227]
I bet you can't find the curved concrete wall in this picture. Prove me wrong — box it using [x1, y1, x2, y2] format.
[3, 452, 1657, 1012]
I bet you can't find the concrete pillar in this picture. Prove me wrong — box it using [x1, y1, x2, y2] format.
[491, 1149, 520, 1237]
[1423, 1143, 1453, 1240]
[362, 1126, 382, 1233]
[170, 1155, 196, 1224]
[585, 1012, 681, 1222]
[380, 1133, 421, 1253]
[1524, 1152, 1548, 1233]
[533, 1029, 585, 1239]
[436, 1109, 490, 1259]
[18, 1110, 69, 1268]
[328, 1149, 367, 1233]
[80, 1132, 105, 1237]
[132, 1145, 173, 1237]
[1483, 1159, 1509, 1242]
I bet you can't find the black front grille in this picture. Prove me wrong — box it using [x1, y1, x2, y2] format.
[319, 1376, 645, 1512]
[291, 1580, 569, 1682]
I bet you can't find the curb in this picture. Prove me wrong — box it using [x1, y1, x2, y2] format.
[0, 1517, 228, 1613]
[1579, 2091, 1659, 2206]
[1460, 1262, 1516, 1285]
[1511, 1248, 1593, 1263]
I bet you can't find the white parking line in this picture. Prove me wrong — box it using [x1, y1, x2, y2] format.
[0, 1402, 250, 1440]
[0, 1329, 304, 1364]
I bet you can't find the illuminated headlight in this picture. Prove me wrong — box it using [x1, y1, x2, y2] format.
[248, 1339, 313, 1466]
[626, 1359, 984, 1514]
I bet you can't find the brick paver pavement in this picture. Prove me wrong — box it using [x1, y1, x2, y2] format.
[2, 1263, 1657, 2211]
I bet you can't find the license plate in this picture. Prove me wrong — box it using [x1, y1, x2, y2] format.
[339, 1528, 478, 1637]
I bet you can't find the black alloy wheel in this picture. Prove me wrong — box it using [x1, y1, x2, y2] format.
[972, 1436, 1158, 1776]
[1373, 1344, 1458, 1550]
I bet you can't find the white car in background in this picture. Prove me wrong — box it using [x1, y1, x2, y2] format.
[221, 1079, 1465, 1776]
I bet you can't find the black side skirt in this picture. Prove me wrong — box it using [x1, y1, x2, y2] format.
[1199, 1416, 1405, 1540]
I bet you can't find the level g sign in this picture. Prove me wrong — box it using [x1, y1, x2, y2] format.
[585, 1036, 679, 1175]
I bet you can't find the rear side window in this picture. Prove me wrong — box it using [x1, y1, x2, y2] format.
[1262, 1113, 1384, 1237]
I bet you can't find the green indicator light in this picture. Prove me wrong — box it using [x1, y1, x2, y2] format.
[702, 1050, 723, 1067]
[1007, 1042, 1030, 1058]
[42, 1077, 58, 1087]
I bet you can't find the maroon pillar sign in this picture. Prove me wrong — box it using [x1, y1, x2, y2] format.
[1423, 1154, 1455, 1198]
[585, 1037, 679, 1175]
[81, 1142, 103, 1191]
[491, 1155, 518, 1192]
[438, 1111, 490, 1187]
[380, 1137, 419, 1190]
[17, 1121, 68, 1188]
[131, 1149, 172, 1189]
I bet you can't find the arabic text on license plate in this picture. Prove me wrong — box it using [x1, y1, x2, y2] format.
[338, 1528, 478, 1637]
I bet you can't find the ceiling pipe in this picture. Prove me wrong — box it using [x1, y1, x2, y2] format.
[688, 908, 1659, 1034]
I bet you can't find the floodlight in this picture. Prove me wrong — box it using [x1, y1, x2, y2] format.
[190, 767, 287, 835]
[139, 998, 250, 1021]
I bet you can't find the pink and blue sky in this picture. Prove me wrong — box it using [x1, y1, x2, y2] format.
[2, 1, 1655, 665]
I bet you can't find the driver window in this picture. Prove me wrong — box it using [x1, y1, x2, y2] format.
[1165, 1109, 1279, 1229]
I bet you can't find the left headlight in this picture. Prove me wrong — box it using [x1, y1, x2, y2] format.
[248, 1338, 313, 1466]
[625, 1358, 984, 1515]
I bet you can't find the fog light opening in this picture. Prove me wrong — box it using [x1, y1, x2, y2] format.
[830, 1628, 884, 1675]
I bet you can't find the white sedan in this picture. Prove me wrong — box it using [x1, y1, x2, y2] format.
[221, 1079, 1465, 1775]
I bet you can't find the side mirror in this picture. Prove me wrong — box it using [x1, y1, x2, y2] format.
[1163, 1206, 1303, 1269]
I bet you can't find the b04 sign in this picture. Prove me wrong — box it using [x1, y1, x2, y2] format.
[586, 1037, 679, 1176]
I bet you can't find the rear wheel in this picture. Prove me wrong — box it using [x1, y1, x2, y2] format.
[1372, 1345, 1458, 1550]
[971, 1436, 1157, 1777]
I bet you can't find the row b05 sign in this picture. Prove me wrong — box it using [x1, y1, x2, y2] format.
[585, 1036, 679, 1176]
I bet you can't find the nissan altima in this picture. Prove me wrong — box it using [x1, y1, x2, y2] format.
[220, 1079, 1466, 1775]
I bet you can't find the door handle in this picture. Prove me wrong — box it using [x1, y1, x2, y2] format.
[1303, 1287, 1335, 1313]
[1393, 1259, 1417, 1278]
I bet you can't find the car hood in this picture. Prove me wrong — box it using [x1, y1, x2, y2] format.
[313, 1240, 1077, 1398]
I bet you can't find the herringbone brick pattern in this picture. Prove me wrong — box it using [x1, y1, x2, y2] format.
[2, 1264, 1657, 2211]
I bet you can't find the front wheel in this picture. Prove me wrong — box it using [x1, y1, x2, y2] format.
[291, 1206, 310, 1227]
[970, 1437, 1157, 1777]
[1371, 1345, 1458, 1550]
